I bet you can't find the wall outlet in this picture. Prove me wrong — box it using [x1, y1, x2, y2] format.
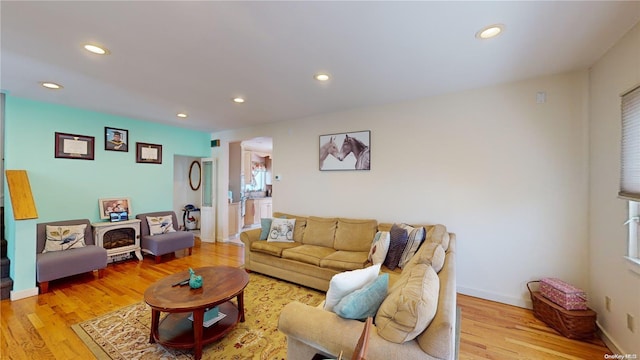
[627, 313, 635, 333]
[605, 296, 611, 312]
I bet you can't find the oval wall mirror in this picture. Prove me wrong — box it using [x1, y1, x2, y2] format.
[189, 160, 201, 191]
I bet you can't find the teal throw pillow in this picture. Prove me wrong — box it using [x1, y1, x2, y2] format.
[334, 273, 389, 320]
[260, 218, 273, 240]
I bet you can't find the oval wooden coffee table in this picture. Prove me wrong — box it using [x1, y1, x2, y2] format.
[144, 266, 249, 360]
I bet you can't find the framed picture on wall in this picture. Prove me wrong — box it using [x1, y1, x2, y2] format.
[319, 130, 370, 171]
[98, 197, 131, 220]
[54, 132, 95, 160]
[136, 142, 162, 164]
[104, 127, 129, 152]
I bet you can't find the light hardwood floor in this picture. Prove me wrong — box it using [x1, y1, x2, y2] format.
[1, 238, 611, 359]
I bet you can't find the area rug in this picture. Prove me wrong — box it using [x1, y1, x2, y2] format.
[71, 273, 325, 360]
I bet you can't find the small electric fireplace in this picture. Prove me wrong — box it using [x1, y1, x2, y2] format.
[92, 219, 142, 263]
[103, 228, 135, 249]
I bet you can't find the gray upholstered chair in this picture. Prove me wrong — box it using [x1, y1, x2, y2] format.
[36, 219, 108, 293]
[136, 211, 195, 263]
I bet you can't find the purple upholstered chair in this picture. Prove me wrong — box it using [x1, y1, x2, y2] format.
[36, 219, 108, 293]
[136, 211, 194, 263]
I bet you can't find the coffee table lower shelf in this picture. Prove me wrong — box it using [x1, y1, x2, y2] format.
[154, 301, 240, 349]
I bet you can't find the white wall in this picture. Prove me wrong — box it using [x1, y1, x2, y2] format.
[213, 71, 591, 308]
[589, 21, 640, 355]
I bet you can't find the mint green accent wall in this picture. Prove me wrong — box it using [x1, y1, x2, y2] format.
[3, 96, 211, 293]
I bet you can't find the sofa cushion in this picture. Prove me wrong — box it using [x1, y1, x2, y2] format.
[140, 231, 194, 255]
[320, 251, 369, 271]
[250, 251, 339, 286]
[375, 263, 440, 343]
[267, 218, 296, 242]
[324, 263, 381, 312]
[427, 224, 449, 251]
[402, 241, 446, 274]
[36, 245, 107, 282]
[302, 216, 337, 248]
[292, 220, 307, 243]
[377, 223, 394, 232]
[273, 212, 307, 242]
[333, 273, 389, 320]
[43, 224, 87, 253]
[147, 215, 176, 235]
[383, 224, 408, 270]
[251, 240, 300, 257]
[282, 244, 336, 266]
[334, 218, 378, 252]
[417, 243, 446, 273]
[398, 224, 426, 269]
[368, 231, 390, 265]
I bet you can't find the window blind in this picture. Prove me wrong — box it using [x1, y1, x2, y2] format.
[620, 85, 640, 201]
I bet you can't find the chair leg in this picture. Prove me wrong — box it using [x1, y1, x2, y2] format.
[155, 255, 162, 264]
[188, 247, 193, 256]
[97, 268, 105, 279]
[39, 281, 49, 294]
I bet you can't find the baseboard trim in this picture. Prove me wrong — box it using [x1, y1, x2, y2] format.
[457, 285, 532, 309]
[10, 287, 38, 301]
[596, 321, 625, 355]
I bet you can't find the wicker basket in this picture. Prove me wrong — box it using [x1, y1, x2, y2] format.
[527, 281, 596, 339]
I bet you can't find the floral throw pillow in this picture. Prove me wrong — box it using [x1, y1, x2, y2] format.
[147, 215, 177, 235]
[43, 224, 87, 253]
[368, 231, 390, 265]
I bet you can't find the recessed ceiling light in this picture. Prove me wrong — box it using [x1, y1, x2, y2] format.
[314, 73, 330, 81]
[177, 113, 188, 118]
[83, 44, 110, 55]
[232, 97, 245, 104]
[476, 24, 504, 39]
[40, 82, 63, 89]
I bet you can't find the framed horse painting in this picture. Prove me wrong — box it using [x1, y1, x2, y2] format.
[319, 130, 370, 171]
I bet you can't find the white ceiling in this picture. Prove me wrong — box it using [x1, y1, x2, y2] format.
[2, 1, 639, 133]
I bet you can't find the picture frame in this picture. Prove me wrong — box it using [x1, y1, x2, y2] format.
[136, 142, 162, 164]
[54, 132, 95, 160]
[104, 127, 129, 152]
[98, 197, 131, 220]
[319, 130, 370, 171]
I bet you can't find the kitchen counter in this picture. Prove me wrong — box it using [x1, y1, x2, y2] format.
[244, 197, 272, 226]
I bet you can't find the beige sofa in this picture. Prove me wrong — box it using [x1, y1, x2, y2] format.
[241, 212, 457, 360]
[242, 212, 382, 291]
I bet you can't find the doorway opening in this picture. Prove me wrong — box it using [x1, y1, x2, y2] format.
[228, 137, 272, 239]
[173, 155, 202, 234]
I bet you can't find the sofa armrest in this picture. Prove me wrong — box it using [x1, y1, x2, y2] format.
[241, 228, 262, 269]
[240, 228, 262, 247]
[278, 302, 431, 360]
